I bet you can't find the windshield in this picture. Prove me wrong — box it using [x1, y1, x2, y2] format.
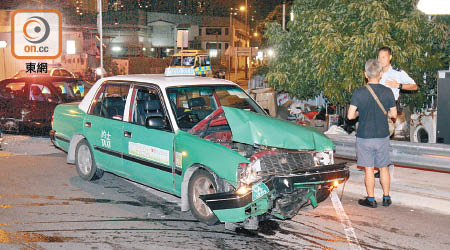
[170, 56, 196, 66]
[166, 85, 265, 130]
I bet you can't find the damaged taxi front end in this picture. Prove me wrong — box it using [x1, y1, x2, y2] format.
[187, 106, 349, 224]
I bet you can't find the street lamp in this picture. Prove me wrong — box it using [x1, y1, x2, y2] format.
[229, 9, 235, 80]
[239, 1, 249, 79]
[240, 1, 248, 46]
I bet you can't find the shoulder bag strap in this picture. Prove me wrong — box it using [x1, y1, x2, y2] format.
[365, 85, 387, 116]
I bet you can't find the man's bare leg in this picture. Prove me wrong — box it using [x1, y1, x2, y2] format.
[364, 167, 375, 197]
[379, 166, 390, 196]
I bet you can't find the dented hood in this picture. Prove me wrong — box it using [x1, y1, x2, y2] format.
[222, 106, 335, 151]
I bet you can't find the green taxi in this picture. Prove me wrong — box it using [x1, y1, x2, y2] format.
[50, 68, 349, 229]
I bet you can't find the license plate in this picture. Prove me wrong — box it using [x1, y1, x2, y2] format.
[252, 182, 269, 201]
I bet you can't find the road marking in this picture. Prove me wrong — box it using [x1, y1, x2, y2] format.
[330, 190, 362, 250]
[0, 152, 12, 157]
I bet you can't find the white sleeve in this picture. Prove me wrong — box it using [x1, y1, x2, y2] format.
[400, 70, 415, 85]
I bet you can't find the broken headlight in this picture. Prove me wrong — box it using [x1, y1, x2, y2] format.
[237, 159, 262, 185]
[313, 150, 334, 166]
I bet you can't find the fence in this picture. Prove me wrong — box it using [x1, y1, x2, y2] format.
[329, 134, 450, 172]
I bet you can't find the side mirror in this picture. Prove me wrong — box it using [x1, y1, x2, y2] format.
[145, 116, 166, 129]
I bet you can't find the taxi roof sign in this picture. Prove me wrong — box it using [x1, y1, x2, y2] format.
[164, 67, 196, 77]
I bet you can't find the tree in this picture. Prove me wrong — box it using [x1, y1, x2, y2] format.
[265, 0, 448, 110]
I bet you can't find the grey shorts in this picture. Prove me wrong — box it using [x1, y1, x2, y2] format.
[356, 136, 391, 168]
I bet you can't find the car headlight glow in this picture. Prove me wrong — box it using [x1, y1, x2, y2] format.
[313, 150, 334, 166]
[237, 159, 262, 185]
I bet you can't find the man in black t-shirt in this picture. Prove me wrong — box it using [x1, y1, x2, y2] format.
[348, 59, 397, 208]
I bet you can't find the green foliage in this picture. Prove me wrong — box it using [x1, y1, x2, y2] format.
[252, 64, 270, 78]
[265, 0, 448, 109]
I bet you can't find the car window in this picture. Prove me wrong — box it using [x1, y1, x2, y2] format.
[52, 80, 90, 100]
[167, 85, 264, 130]
[90, 83, 129, 120]
[171, 56, 195, 67]
[2, 82, 26, 98]
[183, 56, 195, 66]
[29, 83, 58, 102]
[5, 82, 25, 91]
[170, 56, 182, 66]
[200, 56, 210, 66]
[60, 70, 72, 77]
[52, 82, 74, 98]
[130, 86, 170, 130]
[52, 70, 61, 76]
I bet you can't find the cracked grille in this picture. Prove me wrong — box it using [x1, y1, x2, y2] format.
[259, 152, 315, 176]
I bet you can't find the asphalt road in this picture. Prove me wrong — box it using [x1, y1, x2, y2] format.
[1, 136, 450, 249]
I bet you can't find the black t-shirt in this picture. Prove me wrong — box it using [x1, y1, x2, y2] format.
[350, 83, 395, 138]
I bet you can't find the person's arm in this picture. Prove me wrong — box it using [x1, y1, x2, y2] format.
[388, 106, 397, 119]
[385, 70, 417, 90]
[347, 105, 359, 120]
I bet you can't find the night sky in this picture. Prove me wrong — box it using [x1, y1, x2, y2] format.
[0, 0, 289, 21]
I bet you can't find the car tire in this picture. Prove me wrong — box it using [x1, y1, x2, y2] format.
[75, 139, 103, 181]
[188, 169, 219, 225]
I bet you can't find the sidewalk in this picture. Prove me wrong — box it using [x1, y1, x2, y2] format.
[227, 70, 249, 91]
[335, 161, 450, 215]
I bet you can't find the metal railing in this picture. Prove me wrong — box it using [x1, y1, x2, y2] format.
[328, 134, 450, 172]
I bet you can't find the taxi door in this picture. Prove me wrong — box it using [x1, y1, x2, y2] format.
[83, 83, 130, 176]
[122, 85, 176, 193]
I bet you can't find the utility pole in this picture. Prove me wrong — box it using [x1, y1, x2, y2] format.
[229, 11, 233, 80]
[245, 0, 248, 79]
[282, 1, 286, 30]
[245, 0, 248, 46]
[97, 0, 103, 78]
[281, 1, 286, 30]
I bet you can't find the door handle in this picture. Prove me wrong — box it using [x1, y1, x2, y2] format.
[124, 131, 132, 138]
[85, 122, 91, 128]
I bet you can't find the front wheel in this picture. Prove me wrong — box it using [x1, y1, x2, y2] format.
[75, 139, 103, 181]
[188, 169, 219, 225]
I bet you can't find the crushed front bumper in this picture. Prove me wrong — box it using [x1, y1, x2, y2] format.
[200, 163, 349, 223]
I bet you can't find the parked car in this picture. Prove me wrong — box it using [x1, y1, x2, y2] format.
[50, 68, 349, 229]
[13, 68, 76, 79]
[169, 50, 212, 76]
[0, 76, 92, 132]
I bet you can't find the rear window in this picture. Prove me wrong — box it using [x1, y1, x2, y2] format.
[0, 82, 26, 98]
[90, 84, 130, 120]
[6, 82, 25, 91]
